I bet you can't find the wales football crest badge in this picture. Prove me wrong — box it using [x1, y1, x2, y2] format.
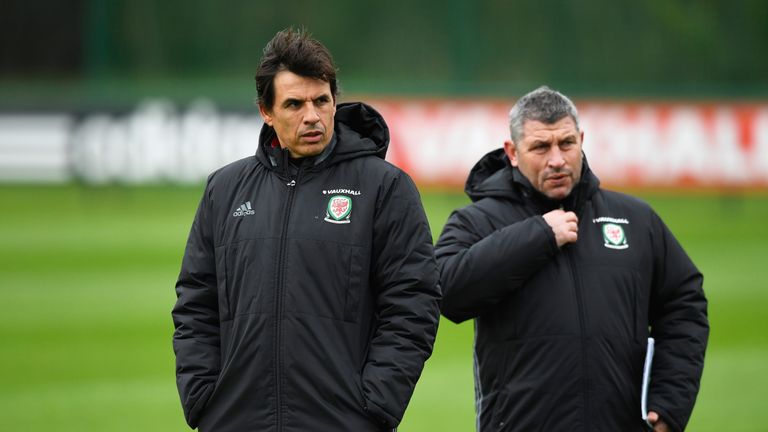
[324, 195, 352, 224]
[602, 223, 628, 249]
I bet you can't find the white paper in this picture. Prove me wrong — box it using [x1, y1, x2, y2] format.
[641, 337, 655, 427]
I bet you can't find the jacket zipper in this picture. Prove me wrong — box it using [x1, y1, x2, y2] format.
[563, 207, 589, 431]
[275, 173, 299, 431]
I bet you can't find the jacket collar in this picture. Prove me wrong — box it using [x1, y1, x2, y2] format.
[254, 102, 388, 175]
[465, 148, 600, 214]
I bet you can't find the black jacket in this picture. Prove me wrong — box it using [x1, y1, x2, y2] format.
[435, 149, 708, 432]
[172, 102, 441, 431]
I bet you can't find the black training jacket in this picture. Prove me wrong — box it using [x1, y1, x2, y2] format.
[172, 102, 441, 432]
[435, 149, 708, 432]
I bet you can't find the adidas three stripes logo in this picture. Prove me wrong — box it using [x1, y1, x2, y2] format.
[232, 201, 255, 217]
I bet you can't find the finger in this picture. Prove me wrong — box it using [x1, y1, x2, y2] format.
[647, 411, 658, 423]
[546, 209, 565, 217]
[542, 211, 564, 228]
[655, 420, 670, 432]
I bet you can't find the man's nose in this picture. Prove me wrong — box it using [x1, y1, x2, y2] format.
[548, 147, 565, 167]
[303, 104, 321, 123]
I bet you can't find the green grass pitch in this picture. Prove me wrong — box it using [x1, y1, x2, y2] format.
[0, 184, 766, 431]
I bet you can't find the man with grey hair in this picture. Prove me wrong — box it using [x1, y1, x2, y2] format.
[435, 86, 708, 431]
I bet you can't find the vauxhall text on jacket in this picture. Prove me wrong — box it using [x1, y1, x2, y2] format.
[435, 149, 708, 432]
[172, 102, 441, 432]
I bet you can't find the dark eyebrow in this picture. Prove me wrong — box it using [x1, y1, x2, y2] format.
[283, 98, 302, 107]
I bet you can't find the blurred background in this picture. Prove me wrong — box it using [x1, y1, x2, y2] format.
[1, 1, 766, 430]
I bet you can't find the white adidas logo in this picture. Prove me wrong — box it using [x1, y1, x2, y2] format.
[232, 201, 255, 217]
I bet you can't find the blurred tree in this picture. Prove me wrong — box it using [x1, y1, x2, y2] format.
[2, 0, 766, 100]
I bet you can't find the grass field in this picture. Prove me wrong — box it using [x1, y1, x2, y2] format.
[1, 184, 766, 431]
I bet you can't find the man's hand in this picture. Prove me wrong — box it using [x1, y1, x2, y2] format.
[542, 209, 578, 247]
[647, 411, 670, 432]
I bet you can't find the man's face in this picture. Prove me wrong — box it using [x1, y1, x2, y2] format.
[504, 116, 583, 200]
[259, 70, 336, 158]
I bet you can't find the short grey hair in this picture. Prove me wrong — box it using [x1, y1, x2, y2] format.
[508, 86, 580, 144]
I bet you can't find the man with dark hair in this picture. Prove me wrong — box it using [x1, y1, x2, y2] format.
[172, 28, 441, 432]
[436, 86, 708, 431]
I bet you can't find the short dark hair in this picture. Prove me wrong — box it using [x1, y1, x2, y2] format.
[255, 28, 339, 110]
[508, 86, 580, 143]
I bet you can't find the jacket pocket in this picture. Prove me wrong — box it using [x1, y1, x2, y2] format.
[344, 246, 364, 322]
[185, 382, 215, 429]
[489, 386, 511, 431]
[486, 344, 513, 430]
[214, 245, 230, 321]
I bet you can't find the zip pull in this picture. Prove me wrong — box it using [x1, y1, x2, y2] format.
[286, 179, 296, 187]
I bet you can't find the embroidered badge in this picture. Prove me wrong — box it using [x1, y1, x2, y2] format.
[324, 195, 352, 224]
[602, 223, 628, 249]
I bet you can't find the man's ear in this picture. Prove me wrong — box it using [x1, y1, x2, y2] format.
[259, 104, 273, 127]
[503, 140, 518, 167]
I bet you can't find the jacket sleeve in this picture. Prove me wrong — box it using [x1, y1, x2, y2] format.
[171, 180, 221, 429]
[647, 211, 709, 432]
[361, 172, 441, 428]
[434, 206, 559, 323]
